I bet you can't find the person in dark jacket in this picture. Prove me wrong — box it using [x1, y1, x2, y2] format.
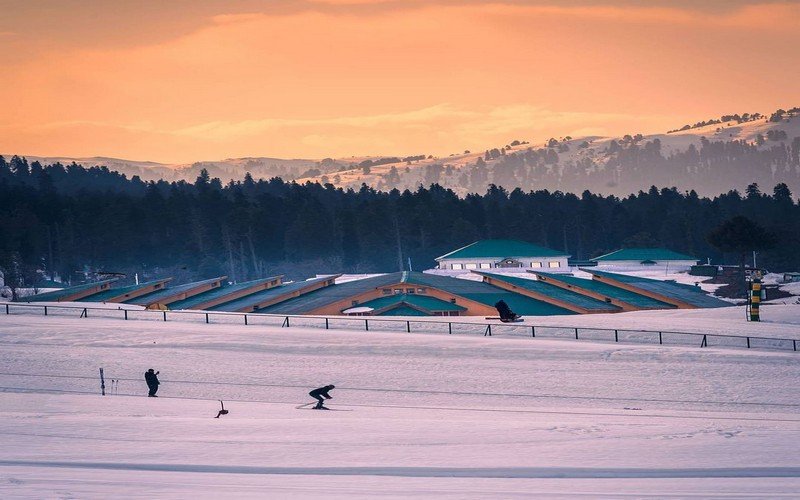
[308, 384, 335, 409]
[144, 369, 160, 397]
[494, 300, 519, 322]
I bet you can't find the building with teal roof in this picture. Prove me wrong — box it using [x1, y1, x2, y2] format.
[530, 271, 676, 311]
[591, 248, 699, 267]
[583, 269, 730, 309]
[18, 278, 119, 302]
[435, 239, 570, 273]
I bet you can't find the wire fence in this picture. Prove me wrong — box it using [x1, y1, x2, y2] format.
[2, 302, 798, 353]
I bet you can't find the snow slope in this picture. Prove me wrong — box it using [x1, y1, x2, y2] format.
[1, 313, 799, 497]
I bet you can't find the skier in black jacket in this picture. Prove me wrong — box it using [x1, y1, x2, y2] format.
[144, 369, 160, 397]
[308, 385, 335, 409]
[494, 300, 520, 322]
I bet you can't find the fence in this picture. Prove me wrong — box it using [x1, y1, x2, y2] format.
[2, 302, 798, 353]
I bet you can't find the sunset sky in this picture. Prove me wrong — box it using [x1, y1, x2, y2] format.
[1, 0, 798, 163]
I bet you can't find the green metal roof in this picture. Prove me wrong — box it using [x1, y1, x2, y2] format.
[475, 272, 620, 312]
[169, 277, 280, 310]
[583, 269, 731, 308]
[18, 279, 119, 302]
[259, 271, 575, 316]
[79, 279, 171, 302]
[208, 277, 333, 312]
[357, 294, 467, 314]
[436, 239, 568, 260]
[378, 305, 429, 316]
[402, 272, 574, 316]
[258, 273, 404, 314]
[591, 248, 698, 262]
[127, 277, 226, 306]
[533, 271, 675, 309]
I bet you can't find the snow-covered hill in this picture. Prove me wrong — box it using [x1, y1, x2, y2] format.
[7, 107, 800, 196]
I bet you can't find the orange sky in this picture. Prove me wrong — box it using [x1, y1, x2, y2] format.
[1, 0, 798, 163]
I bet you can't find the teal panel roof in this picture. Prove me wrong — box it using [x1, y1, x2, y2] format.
[169, 276, 280, 310]
[79, 279, 170, 302]
[207, 277, 333, 312]
[127, 277, 226, 306]
[475, 272, 620, 312]
[358, 293, 467, 313]
[592, 248, 698, 262]
[533, 271, 675, 309]
[258, 273, 404, 314]
[19, 279, 118, 302]
[436, 239, 568, 260]
[401, 272, 574, 316]
[378, 306, 429, 316]
[583, 269, 731, 308]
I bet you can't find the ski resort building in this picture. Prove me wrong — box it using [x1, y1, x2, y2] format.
[16, 267, 729, 316]
[434, 239, 570, 273]
[591, 248, 699, 268]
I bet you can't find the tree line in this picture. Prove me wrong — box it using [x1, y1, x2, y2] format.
[1, 155, 797, 295]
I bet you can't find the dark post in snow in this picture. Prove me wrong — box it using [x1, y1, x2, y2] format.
[99, 367, 106, 396]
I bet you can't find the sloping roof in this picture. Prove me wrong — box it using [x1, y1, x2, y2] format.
[127, 277, 226, 306]
[19, 279, 118, 302]
[207, 277, 333, 312]
[258, 273, 403, 314]
[533, 271, 675, 309]
[405, 272, 574, 316]
[259, 271, 575, 316]
[436, 239, 568, 261]
[168, 277, 280, 310]
[474, 272, 620, 312]
[592, 248, 698, 262]
[357, 294, 467, 314]
[78, 279, 171, 302]
[583, 269, 730, 308]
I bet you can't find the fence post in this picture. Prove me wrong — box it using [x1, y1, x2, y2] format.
[701, 334, 707, 348]
[244, 315, 248, 326]
[205, 313, 209, 324]
[5, 304, 8, 314]
[794, 340, 797, 352]
[365, 319, 369, 331]
[407, 321, 411, 333]
[99, 368, 106, 396]
[80, 308, 87, 318]
[531, 325, 536, 337]
[282, 316, 289, 328]
[574, 327, 579, 340]
[659, 332, 663, 345]
[325, 318, 329, 330]
[484, 325, 492, 337]
[163, 311, 167, 322]
[614, 329, 618, 342]
[124, 309, 128, 320]
[746, 337, 750, 349]
[448, 322, 452, 335]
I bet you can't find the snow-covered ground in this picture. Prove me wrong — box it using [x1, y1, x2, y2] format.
[1, 313, 799, 498]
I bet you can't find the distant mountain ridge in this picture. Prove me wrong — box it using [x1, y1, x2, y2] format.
[7, 107, 800, 197]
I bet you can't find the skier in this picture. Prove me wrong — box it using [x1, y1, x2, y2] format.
[144, 368, 160, 397]
[494, 299, 520, 322]
[308, 384, 335, 410]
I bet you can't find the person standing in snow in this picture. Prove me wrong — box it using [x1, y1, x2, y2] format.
[308, 384, 335, 409]
[144, 368, 160, 397]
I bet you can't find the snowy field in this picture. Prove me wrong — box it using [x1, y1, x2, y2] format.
[1, 312, 799, 498]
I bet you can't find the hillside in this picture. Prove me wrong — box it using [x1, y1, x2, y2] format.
[6, 107, 800, 197]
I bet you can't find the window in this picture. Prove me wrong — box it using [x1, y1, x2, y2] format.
[394, 289, 402, 295]
[351, 300, 359, 306]
[548, 261, 561, 268]
[406, 288, 415, 294]
[417, 288, 427, 294]
[382, 288, 392, 295]
[451, 263, 463, 270]
[531, 262, 542, 268]
[465, 263, 478, 270]
[450, 298, 457, 303]
[479, 263, 491, 269]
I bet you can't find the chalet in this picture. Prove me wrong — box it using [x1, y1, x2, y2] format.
[435, 239, 570, 273]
